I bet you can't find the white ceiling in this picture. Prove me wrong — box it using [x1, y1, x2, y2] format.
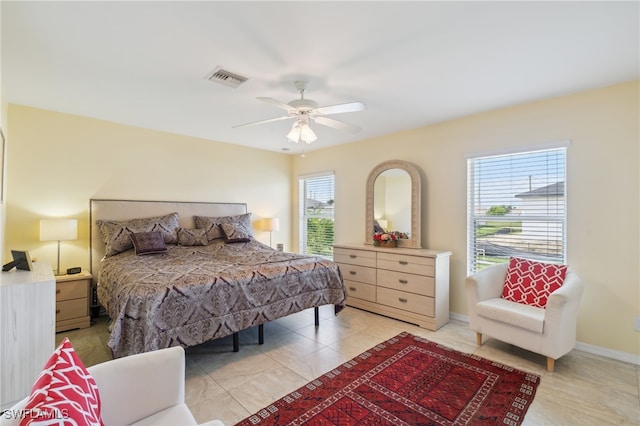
[3, 1, 638, 155]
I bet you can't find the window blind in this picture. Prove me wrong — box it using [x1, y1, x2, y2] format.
[467, 147, 567, 274]
[298, 173, 335, 258]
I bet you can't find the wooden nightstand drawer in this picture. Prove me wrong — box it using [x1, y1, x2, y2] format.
[377, 287, 434, 316]
[56, 298, 87, 322]
[55, 272, 92, 332]
[56, 279, 88, 302]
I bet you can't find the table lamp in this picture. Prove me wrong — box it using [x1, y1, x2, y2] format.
[40, 218, 78, 275]
[263, 217, 280, 247]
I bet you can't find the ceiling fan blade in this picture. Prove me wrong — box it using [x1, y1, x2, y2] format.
[313, 116, 361, 133]
[315, 101, 366, 115]
[233, 115, 293, 128]
[257, 97, 296, 112]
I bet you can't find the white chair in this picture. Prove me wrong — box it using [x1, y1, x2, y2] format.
[465, 262, 583, 372]
[1, 346, 224, 426]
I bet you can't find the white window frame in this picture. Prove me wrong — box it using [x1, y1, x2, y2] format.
[298, 172, 335, 258]
[466, 142, 568, 274]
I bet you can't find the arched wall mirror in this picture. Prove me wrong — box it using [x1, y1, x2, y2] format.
[365, 160, 422, 248]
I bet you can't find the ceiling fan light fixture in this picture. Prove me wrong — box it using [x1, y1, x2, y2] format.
[287, 121, 302, 143]
[287, 119, 316, 144]
[234, 81, 365, 145]
[300, 123, 317, 144]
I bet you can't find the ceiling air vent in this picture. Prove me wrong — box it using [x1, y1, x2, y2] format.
[204, 67, 248, 88]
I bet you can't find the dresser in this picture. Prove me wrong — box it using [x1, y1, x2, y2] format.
[334, 243, 451, 330]
[0, 263, 56, 411]
[56, 272, 92, 332]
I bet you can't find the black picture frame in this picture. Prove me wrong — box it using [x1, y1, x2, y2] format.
[2, 250, 33, 272]
[13, 250, 33, 271]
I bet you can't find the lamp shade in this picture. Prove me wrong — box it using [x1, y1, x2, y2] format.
[40, 219, 78, 242]
[263, 217, 280, 232]
[300, 123, 317, 144]
[287, 121, 302, 143]
[287, 119, 317, 144]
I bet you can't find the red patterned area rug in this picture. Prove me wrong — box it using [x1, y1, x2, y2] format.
[236, 332, 540, 426]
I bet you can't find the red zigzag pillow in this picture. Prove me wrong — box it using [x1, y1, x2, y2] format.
[502, 257, 568, 308]
[20, 337, 103, 426]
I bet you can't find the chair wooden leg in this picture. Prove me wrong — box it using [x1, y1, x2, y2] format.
[546, 357, 555, 372]
[476, 332, 483, 346]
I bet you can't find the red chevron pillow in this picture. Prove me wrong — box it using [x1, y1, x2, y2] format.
[20, 338, 103, 426]
[502, 257, 568, 308]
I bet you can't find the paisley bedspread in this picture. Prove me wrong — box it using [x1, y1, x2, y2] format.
[97, 239, 346, 358]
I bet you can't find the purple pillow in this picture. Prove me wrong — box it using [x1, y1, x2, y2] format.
[129, 231, 168, 255]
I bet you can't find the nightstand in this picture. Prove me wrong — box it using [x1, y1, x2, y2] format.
[55, 271, 92, 332]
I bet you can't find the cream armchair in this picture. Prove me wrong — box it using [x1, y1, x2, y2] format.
[465, 262, 583, 372]
[1, 346, 224, 426]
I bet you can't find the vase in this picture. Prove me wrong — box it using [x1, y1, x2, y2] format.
[377, 239, 397, 248]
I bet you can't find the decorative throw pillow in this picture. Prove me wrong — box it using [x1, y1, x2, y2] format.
[177, 227, 208, 246]
[502, 257, 568, 308]
[194, 213, 253, 242]
[221, 222, 252, 243]
[130, 231, 168, 255]
[20, 337, 103, 426]
[97, 212, 179, 257]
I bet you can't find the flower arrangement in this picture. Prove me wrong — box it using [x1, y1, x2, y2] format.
[373, 231, 408, 247]
[373, 231, 398, 243]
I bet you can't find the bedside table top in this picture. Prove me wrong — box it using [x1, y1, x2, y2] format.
[55, 271, 92, 282]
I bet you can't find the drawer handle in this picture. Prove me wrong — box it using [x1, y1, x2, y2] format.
[349, 271, 357, 275]
[56, 309, 61, 314]
[56, 289, 61, 294]
[349, 255, 357, 259]
[399, 279, 408, 284]
[398, 298, 408, 303]
[399, 261, 408, 265]
[349, 287, 357, 291]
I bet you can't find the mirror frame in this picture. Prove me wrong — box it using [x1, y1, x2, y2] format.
[365, 160, 422, 248]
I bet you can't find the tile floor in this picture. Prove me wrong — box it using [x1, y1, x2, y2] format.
[57, 306, 640, 425]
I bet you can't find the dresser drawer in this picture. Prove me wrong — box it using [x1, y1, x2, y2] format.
[344, 280, 376, 302]
[376, 287, 434, 316]
[334, 248, 376, 268]
[377, 269, 435, 297]
[56, 299, 88, 322]
[337, 263, 376, 285]
[377, 252, 435, 276]
[56, 279, 88, 302]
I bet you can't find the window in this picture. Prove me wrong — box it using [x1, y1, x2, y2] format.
[467, 146, 567, 274]
[298, 173, 335, 258]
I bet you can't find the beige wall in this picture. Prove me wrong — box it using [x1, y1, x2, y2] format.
[4, 105, 292, 272]
[293, 81, 640, 356]
[5, 81, 638, 357]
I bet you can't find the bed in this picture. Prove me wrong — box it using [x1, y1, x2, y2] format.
[90, 199, 346, 358]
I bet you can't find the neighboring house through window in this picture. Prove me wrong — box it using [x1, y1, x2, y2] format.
[467, 144, 567, 274]
[298, 172, 335, 258]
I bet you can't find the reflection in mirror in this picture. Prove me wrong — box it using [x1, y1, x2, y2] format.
[366, 160, 422, 248]
[374, 169, 411, 236]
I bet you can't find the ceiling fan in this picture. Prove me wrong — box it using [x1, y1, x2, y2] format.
[233, 81, 366, 144]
